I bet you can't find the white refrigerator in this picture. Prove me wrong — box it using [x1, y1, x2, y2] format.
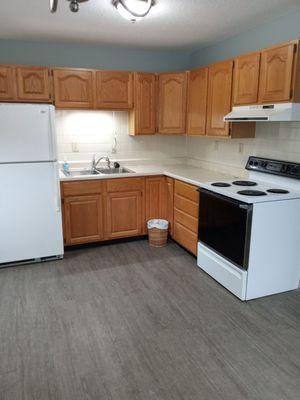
[0, 103, 64, 266]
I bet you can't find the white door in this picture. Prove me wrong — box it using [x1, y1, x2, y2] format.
[0, 162, 64, 265]
[0, 104, 56, 163]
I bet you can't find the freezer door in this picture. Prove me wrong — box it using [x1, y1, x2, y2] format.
[0, 162, 64, 265]
[0, 104, 57, 163]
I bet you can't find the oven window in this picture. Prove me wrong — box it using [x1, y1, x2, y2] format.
[198, 189, 252, 269]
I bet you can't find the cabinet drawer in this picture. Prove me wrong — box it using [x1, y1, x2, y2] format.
[174, 194, 198, 218]
[107, 178, 144, 193]
[174, 208, 198, 234]
[173, 222, 198, 255]
[175, 180, 199, 203]
[61, 180, 104, 197]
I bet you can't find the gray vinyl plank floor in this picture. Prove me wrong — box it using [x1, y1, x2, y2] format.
[0, 239, 300, 400]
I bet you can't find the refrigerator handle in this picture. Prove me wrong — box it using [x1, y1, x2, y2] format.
[48, 105, 57, 161]
[54, 164, 61, 213]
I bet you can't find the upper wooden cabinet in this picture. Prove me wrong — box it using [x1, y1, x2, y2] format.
[258, 41, 297, 103]
[158, 72, 187, 134]
[0, 66, 16, 101]
[187, 67, 208, 135]
[129, 72, 157, 135]
[233, 53, 260, 105]
[53, 68, 94, 109]
[95, 71, 133, 109]
[206, 60, 233, 137]
[16, 67, 51, 102]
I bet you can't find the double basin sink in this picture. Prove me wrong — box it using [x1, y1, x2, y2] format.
[62, 167, 135, 178]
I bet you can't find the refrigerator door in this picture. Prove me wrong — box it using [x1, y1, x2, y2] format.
[0, 162, 64, 265]
[0, 103, 57, 163]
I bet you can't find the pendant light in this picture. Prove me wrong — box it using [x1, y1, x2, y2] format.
[112, 0, 155, 22]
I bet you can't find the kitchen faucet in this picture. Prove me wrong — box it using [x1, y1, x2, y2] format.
[91, 155, 111, 171]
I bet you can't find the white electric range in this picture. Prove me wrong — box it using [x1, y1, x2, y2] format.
[197, 156, 300, 301]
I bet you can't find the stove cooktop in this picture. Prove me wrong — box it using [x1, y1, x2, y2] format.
[203, 179, 300, 203]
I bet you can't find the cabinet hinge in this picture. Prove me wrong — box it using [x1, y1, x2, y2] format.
[290, 88, 293, 99]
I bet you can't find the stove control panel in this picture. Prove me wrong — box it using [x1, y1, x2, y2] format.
[246, 157, 300, 179]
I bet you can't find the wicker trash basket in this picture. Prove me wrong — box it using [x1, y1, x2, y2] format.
[147, 219, 169, 247]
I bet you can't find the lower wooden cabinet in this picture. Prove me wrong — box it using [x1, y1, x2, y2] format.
[145, 176, 165, 222]
[64, 195, 104, 245]
[173, 180, 199, 255]
[106, 191, 143, 239]
[164, 177, 174, 236]
[61, 176, 198, 256]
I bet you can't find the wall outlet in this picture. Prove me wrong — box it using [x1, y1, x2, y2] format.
[72, 142, 79, 153]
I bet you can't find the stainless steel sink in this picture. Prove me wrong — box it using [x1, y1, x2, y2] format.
[62, 168, 100, 177]
[96, 167, 135, 174]
[62, 167, 135, 177]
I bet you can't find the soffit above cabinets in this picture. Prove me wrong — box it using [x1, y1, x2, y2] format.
[0, 0, 300, 49]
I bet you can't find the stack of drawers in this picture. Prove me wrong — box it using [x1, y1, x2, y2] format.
[173, 180, 199, 255]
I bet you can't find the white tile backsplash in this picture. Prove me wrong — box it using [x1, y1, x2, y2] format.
[56, 111, 300, 174]
[55, 110, 186, 162]
[187, 122, 300, 175]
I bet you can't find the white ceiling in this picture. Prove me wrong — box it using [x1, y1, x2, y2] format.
[1, 0, 299, 50]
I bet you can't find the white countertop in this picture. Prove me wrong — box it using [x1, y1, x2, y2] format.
[59, 163, 238, 187]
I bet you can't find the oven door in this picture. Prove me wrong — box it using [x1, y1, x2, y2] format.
[198, 188, 253, 270]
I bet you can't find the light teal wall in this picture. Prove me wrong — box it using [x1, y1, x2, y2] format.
[2, 9, 300, 72]
[190, 9, 300, 68]
[0, 39, 190, 72]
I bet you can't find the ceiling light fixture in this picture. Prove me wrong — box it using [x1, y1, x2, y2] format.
[112, 0, 155, 23]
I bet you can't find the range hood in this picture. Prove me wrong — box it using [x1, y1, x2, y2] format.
[224, 103, 300, 122]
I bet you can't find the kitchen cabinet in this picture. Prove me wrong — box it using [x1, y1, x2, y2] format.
[106, 178, 144, 239]
[145, 176, 165, 222]
[258, 41, 298, 103]
[53, 68, 95, 109]
[129, 72, 157, 135]
[233, 52, 261, 105]
[61, 180, 105, 245]
[206, 60, 233, 137]
[187, 67, 208, 135]
[173, 180, 199, 255]
[0, 66, 16, 101]
[158, 72, 187, 134]
[95, 71, 133, 109]
[64, 195, 104, 245]
[164, 177, 174, 236]
[16, 67, 51, 102]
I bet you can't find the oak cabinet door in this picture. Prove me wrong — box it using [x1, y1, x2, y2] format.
[0, 66, 16, 101]
[206, 61, 233, 137]
[64, 195, 104, 245]
[158, 72, 187, 134]
[187, 67, 208, 135]
[259, 42, 296, 103]
[95, 71, 133, 109]
[106, 191, 143, 239]
[53, 69, 94, 109]
[233, 53, 260, 105]
[16, 67, 51, 102]
[130, 72, 157, 135]
[164, 177, 174, 236]
[145, 177, 165, 222]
